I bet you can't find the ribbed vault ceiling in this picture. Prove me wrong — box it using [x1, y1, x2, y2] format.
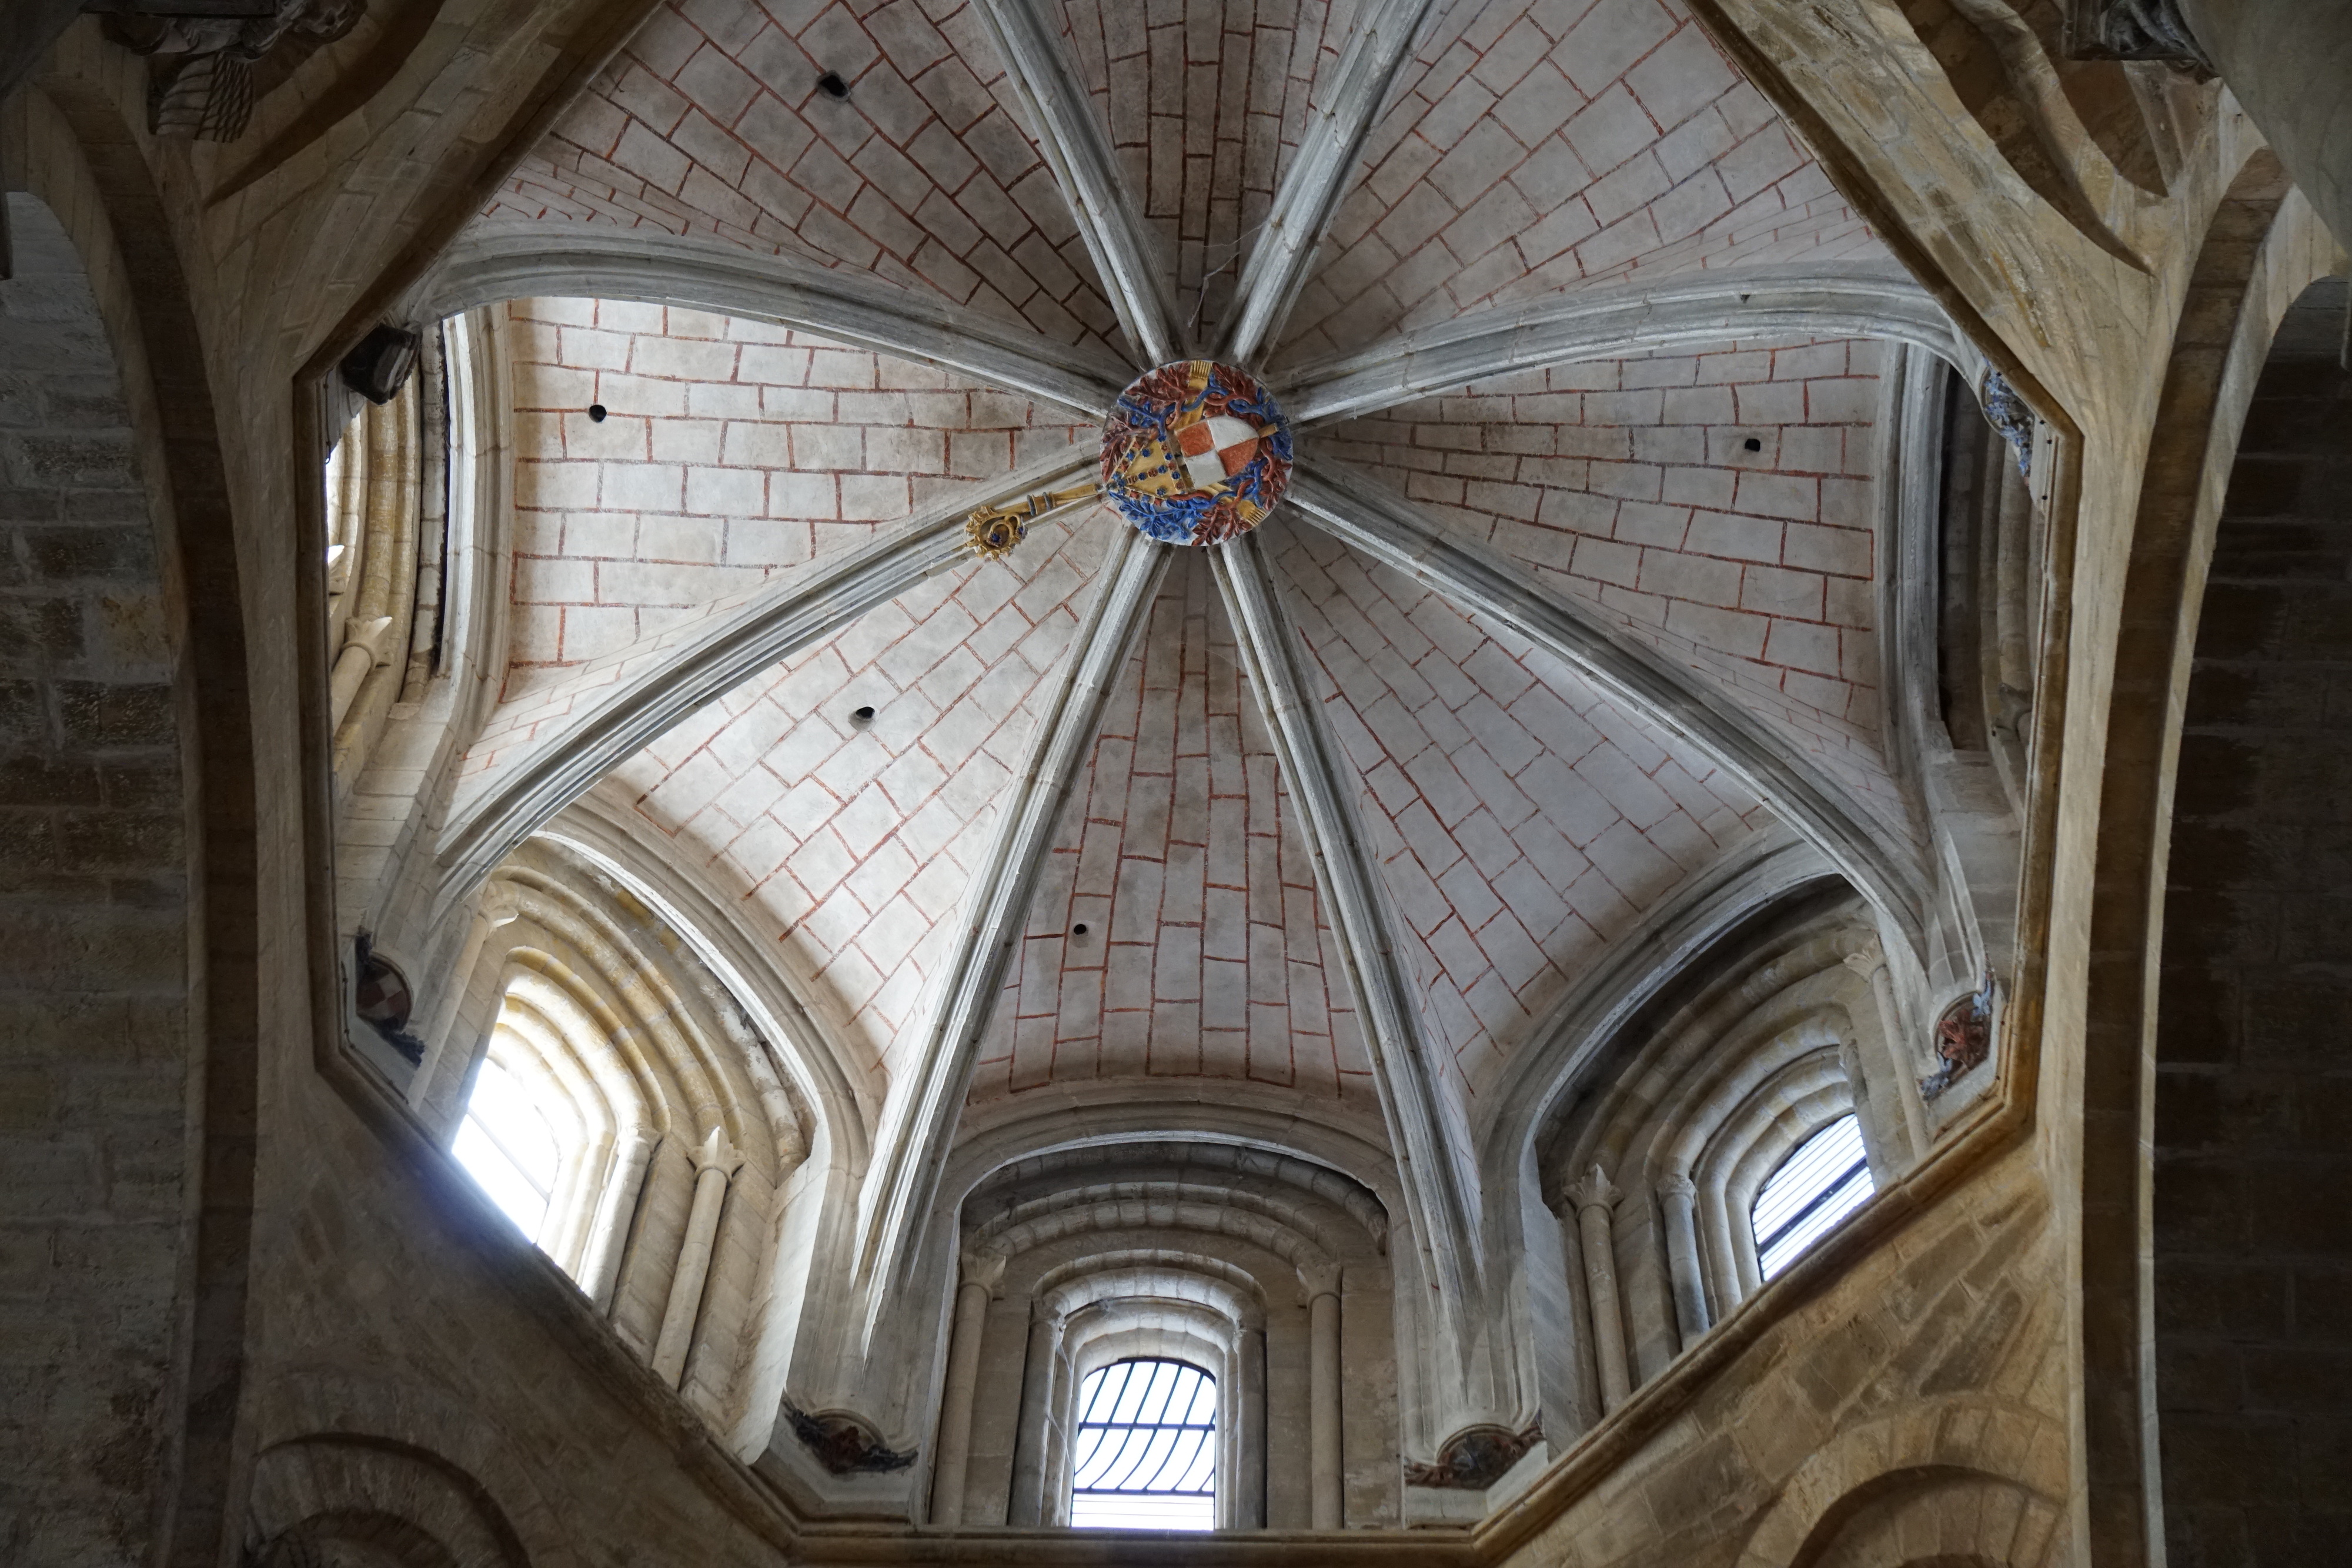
[438, 0, 1943, 1290]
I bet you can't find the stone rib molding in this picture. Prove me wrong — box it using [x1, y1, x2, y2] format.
[1281, 266, 1964, 424]
[853, 527, 1172, 1313]
[1220, 0, 1444, 365]
[965, 0, 1177, 367]
[1287, 463, 1932, 954]
[413, 224, 1128, 420]
[1208, 529, 1487, 1353]
[433, 451, 1097, 911]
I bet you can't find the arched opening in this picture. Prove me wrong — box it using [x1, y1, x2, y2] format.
[2154, 273, 2352, 1563]
[452, 1052, 566, 1245]
[1068, 1359, 1218, 1531]
[1752, 1114, 1876, 1279]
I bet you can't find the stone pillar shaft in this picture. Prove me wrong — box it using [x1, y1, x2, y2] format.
[1308, 1288, 1342, 1529]
[650, 1133, 740, 1388]
[1568, 1166, 1633, 1410]
[2175, 0, 2352, 252]
[928, 1268, 996, 1526]
[1237, 1324, 1268, 1529]
[1007, 1308, 1061, 1526]
[1658, 1172, 1709, 1349]
[581, 1129, 655, 1315]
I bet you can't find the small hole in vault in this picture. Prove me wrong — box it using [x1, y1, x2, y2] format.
[816, 71, 848, 99]
[1743, 436, 1761, 452]
[589, 404, 608, 422]
[851, 705, 875, 724]
[1071, 923, 1089, 937]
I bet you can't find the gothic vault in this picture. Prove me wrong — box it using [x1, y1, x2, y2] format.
[2, 0, 2347, 1563]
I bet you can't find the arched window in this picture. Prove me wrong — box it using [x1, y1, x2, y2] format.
[1752, 1114, 1875, 1279]
[452, 1054, 566, 1245]
[1068, 1359, 1217, 1530]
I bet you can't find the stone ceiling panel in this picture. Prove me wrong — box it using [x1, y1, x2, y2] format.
[1274, 0, 1891, 364]
[1053, 0, 1358, 335]
[483, 0, 1125, 351]
[603, 510, 1114, 1081]
[967, 551, 1376, 1106]
[1325, 335, 1884, 735]
[500, 297, 1092, 701]
[1274, 524, 1766, 1100]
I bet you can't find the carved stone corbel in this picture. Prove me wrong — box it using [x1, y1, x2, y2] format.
[2063, 0, 2216, 76]
[103, 0, 365, 142]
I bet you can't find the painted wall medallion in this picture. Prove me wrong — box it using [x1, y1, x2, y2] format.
[1100, 360, 1294, 546]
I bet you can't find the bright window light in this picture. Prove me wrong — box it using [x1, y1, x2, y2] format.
[1752, 1114, 1874, 1278]
[1069, 1359, 1217, 1531]
[453, 1056, 559, 1242]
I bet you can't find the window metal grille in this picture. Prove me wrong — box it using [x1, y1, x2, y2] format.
[1068, 1359, 1217, 1531]
[1752, 1114, 1874, 1278]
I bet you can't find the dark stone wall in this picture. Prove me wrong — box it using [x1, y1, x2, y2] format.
[2157, 276, 2352, 1564]
[0, 191, 190, 1560]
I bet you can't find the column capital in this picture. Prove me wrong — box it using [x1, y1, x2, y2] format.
[958, 1250, 1008, 1295]
[689, 1126, 745, 1178]
[1565, 1164, 1621, 1214]
[479, 884, 523, 928]
[1298, 1261, 1344, 1302]
[1657, 1171, 1697, 1202]
[1842, 935, 1886, 978]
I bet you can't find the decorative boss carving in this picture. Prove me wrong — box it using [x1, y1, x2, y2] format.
[1404, 1420, 1544, 1490]
[106, 0, 365, 142]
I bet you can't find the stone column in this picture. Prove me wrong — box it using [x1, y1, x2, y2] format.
[1566, 1166, 1632, 1411]
[1007, 1302, 1064, 1526]
[1236, 1322, 1268, 1529]
[1041, 1330, 1075, 1525]
[1699, 1178, 1744, 1318]
[1656, 1172, 1710, 1349]
[1846, 940, 1933, 1159]
[650, 1128, 741, 1388]
[579, 1126, 655, 1313]
[1305, 1265, 1343, 1529]
[928, 1251, 1005, 1527]
[2170, 0, 2352, 251]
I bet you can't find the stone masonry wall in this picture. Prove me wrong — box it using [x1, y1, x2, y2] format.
[2154, 277, 2352, 1564]
[0, 192, 189, 1563]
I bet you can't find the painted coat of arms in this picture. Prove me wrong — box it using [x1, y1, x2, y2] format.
[1100, 360, 1294, 547]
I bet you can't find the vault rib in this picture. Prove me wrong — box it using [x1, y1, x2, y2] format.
[1285, 462, 1933, 958]
[415, 224, 1130, 419]
[854, 525, 1173, 1318]
[1207, 528, 1487, 1359]
[432, 450, 1098, 915]
[967, 0, 1177, 367]
[1279, 266, 1968, 424]
[1220, 0, 1445, 366]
